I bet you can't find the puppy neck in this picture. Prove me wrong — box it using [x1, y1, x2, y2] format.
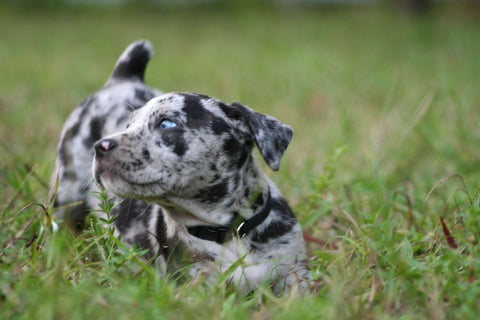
[160, 158, 270, 228]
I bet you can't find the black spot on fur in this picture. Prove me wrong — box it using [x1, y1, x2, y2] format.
[90, 117, 105, 144]
[142, 148, 151, 162]
[251, 220, 294, 243]
[244, 187, 251, 199]
[272, 197, 296, 220]
[61, 169, 77, 182]
[160, 129, 188, 157]
[58, 112, 83, 174]
[59, 93, 97, 164]
[195, 179, 229, 204]
[223, 137, 253, 168]
[173, 142, 186, 156]
[81, 116, 106, 148]
[181, 93, 213, 129]
[129, 158, 144, 168]
[223, 136, 252, 169]
[58, 146, 74, 180]
[210, 116, 230, 135]
[69, 121, 81, 138]
[76, 95, 95, 122]
[237, 144, 252, 168]
[134, 234, 155, 259]
[223, 137, 241, 158]
[180, 93, 233, 137]
[134, 88, 156, 102]
[155, 207, 169, 255]
[218, 101, 244, 121]
[210, 174, 221, 183]
[210, 163, 218, 172]
[250, 197, 296, 243]
[114, 199, 150, 233]
[233, 175, 241, 190]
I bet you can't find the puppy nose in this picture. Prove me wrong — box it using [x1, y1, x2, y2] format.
[94, 139, 118, 156]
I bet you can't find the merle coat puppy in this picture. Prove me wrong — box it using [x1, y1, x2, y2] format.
[51, 40, 168, 261]
[92, 92, 310, 293]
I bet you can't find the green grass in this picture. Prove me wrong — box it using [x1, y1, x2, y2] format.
[1, 3, 480, 319]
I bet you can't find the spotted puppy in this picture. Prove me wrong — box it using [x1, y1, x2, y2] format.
[93, 92, 310, 293]
[51, 40, 169, 261]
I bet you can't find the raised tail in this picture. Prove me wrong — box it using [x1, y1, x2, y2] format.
[108, 40, 153, 83]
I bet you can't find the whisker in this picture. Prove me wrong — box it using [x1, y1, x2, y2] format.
[125, 102, 137, 112]
[80, 159, 95, 192]
[80, 172, 94, 192]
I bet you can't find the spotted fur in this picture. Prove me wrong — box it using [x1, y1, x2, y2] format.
[50, 40, 167, 263]
[93, 92, 310, 294]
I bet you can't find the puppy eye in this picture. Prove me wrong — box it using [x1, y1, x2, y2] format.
[158, 119, 177, 129]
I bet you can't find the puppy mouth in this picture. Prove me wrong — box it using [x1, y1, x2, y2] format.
[93, 160, 161, 197]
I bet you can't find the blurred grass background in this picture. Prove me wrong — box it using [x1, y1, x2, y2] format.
[1, 1, 480, 319]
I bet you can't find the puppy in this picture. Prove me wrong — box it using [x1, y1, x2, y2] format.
[92, 92, 310, 293]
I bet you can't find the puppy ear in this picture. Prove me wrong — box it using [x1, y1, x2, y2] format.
[229, 102, 293, 171]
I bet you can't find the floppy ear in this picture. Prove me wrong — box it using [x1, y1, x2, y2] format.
[229, 102, 293, 171]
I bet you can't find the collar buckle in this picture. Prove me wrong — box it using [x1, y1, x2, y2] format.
[236, 221, 246, 236]
[187, 188, 272, 244]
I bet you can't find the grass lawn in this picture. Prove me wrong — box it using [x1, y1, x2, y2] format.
[1, 3, 480, 319]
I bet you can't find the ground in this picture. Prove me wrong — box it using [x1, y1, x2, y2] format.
[1, 4, 480, 319]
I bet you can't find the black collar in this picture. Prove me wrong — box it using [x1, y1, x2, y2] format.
[187, 189, 272, 244]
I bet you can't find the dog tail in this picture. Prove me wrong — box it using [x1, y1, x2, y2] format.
[108, 40, 153, 83]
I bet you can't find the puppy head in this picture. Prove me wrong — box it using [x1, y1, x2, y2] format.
[92, 92, 292, 202]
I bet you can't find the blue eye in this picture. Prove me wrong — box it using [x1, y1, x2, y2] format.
[158, 119, 177, 129]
